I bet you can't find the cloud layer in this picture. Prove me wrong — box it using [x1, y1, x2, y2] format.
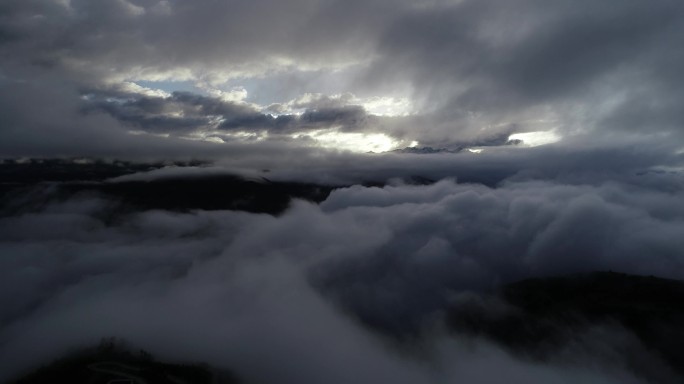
[2, 0, 684, 158]
[2, 171, 683, 382]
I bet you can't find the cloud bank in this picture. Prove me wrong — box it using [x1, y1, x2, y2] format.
[2, 0, 684, 159]
[2, 172, 683, 382]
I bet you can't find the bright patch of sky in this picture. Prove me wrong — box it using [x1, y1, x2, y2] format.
[134, 80, 203, 95]
[509, 130, 562, 147]
[359, 96, 413, 116]
[292, 129, 406, 153]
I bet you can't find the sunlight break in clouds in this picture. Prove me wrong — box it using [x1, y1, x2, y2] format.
[292, 129, 403, 153]
[509, 131, 562, 147]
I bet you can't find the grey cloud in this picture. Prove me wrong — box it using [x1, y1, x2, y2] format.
[218, 112, 280, 131]
[4, 0, 684, 154]
[82, 87, 376, 135]
[0, 70, 378, 160]
[0, 78, 226, 159]
[1, 179, 674, 382]
[0, 0, 392, 82]
[310, 179, 684, 329]
[83, 90, 256, 133]
[361, 0, 684, 141]
[299, 105, 369, 130]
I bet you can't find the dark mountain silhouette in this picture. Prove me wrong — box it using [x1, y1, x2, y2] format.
[0, 160, 336, 216]
[11, 338, 239, 384]
[448, 271, 684, 383]
[10, 273, 684, 384]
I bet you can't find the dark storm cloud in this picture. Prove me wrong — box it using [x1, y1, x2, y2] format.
[0, 0, 391, 157]
[82, 87, 375, 135]
[0, 0, 390, 81]
[300, 105, 369, 130]
[361, 0, 684, 141]
[222, 104, 370, 132]
[86, 102, 209, 133]
[82, 90, 255, 133]
[0, 76, 267, 160]
[3, 0, 684, 155]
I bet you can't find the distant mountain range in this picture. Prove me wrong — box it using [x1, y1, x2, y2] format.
[448, 271, 684, 383]
[0, 159, 441, 216]
[0, 159, 336, 216]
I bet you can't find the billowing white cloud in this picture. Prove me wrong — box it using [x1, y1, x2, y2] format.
[4, 174, 682, 382]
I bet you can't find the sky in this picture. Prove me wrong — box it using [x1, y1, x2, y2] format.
[2, 1, 684, 383]
[1, 0, 683, 162]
